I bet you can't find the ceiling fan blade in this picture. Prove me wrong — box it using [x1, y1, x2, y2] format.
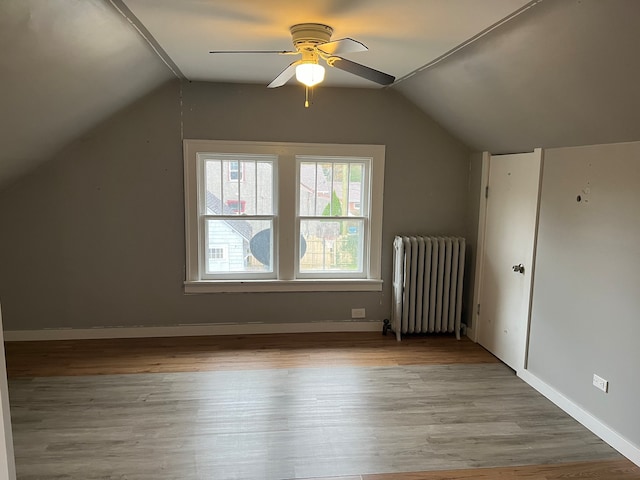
[210, 50, 296, 55]
[317, 38, 367, 55]
[268, 61, 300, 88]
[327, 57, 395, 86]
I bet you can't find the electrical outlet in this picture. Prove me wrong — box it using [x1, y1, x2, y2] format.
[593, 374, 608, 393]
[351, 308, 366, 319]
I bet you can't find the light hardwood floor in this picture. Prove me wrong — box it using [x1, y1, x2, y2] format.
[5, 333, 499, 377]
[5, 333, 640, 479]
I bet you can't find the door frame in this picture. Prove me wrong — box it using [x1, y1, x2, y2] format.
[469, 152, 491, 345]
[470, 149, 544, 373]
[0, 304, 16, 480]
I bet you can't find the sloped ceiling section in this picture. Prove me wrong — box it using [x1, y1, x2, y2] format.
[394, 0, 640, 154]
[0, 0, 175, 189]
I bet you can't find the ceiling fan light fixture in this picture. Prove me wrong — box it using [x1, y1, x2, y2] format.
[295, 63, 325, 87]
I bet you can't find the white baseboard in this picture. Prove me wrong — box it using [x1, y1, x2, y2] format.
[3, 321, 383, 341]
[518, 369, 640, 467]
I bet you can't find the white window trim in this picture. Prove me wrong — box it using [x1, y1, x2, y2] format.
[183, 140, 384, 293]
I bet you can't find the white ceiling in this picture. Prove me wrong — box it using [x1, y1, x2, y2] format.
[120, 0, 532, 87]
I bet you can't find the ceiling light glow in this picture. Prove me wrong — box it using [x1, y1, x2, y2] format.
[295, 63, 325, 87]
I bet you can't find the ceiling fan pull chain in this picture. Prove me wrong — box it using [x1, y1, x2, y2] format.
[305, 86, 309, 108]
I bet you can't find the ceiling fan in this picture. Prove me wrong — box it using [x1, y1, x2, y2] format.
[210, 23, 395, 105]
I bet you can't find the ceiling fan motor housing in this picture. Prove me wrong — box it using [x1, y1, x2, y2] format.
[290, 23, 333, 51]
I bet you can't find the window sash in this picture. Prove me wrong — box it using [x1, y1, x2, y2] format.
[197, 153, 277, 280]
[199, 154, 275, 217]
[295, 156, 371, 279]
[200, 215, 277, 280]
[297, 216, 369, 278]
[297, 157, 371, 218]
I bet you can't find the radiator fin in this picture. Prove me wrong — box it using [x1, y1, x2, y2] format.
[392, 236, 466, 340]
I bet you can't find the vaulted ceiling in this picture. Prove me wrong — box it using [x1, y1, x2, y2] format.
[1, 0, 639, 189]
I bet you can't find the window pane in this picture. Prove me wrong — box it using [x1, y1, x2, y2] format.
[239, 161, 255, 215]
[299, 162, 316, 216]
[329, 163, 348, 217]
[204, 160, 222, 213]
[300, 161, 336, 216]
[348, 163, 364, 216]
[205, 219, 273, 273]
[256, 162, 273, 215]
[299, 219, 364, 273]
[316, 163, 332, 216]
[228, 161, 242, 181]
[223, 161, 241, 211]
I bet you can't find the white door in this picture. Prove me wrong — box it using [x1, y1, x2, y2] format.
[477, 150, 542, 372]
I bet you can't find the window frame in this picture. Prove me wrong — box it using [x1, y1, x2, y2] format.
[183, 140, 384, 293]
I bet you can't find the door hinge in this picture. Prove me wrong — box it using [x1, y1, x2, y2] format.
[477, 303, 481, 315]
[485, 186, 489, 199]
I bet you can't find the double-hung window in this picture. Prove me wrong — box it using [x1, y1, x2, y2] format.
[184, 140, 384, 292]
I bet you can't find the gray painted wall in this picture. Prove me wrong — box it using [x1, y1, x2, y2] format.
[0, 80, 472, 331]
[394, 0, 640, 154]
[528, 141, 640, 447]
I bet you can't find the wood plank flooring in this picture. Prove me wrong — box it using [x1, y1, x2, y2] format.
[5, 333, 499, 377]
[299, 458, 640, 479]
[5, 333, 640, 480]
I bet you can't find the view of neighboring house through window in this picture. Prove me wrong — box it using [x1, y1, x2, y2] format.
[207, 245, 228, 271]
[183, 140, 384, 291]
[228, 161, 244, 181]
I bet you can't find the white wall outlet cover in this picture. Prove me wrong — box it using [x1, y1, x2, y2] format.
[593, 374, 609, 393]
[351, 308, 366, 319]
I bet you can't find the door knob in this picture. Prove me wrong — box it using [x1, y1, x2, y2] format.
[512, 264, 525, 274]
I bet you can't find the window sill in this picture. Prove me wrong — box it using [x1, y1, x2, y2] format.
[184, 279, 383, 293]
